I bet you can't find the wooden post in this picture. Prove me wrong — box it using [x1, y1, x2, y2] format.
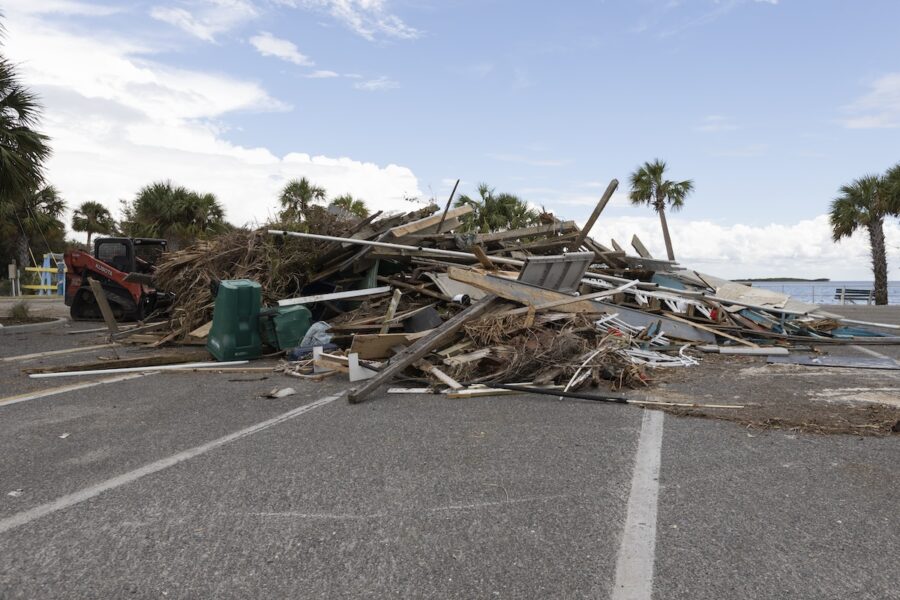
[87, 278, 119, 334]
[435, 178, 460, 234]
[573, 179, 618, 249]
[379, 289, 402, 334]
[347, 295, 497, 403]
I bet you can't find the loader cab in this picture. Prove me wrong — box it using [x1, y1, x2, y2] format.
[93, 238, 167, 274]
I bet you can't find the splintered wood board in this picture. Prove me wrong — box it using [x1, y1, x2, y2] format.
[349, 330, 432, 360]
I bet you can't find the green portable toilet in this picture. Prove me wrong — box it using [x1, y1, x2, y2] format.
[207, 279, 262, 361]
[259, 305, 312, 351]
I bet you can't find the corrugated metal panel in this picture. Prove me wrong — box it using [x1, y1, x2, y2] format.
[517, 252, 594, 293]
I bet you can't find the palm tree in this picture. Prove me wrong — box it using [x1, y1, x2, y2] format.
[0, 56, 51, 204]
[330, 194, 369, 218]
[72, 201, 116, 247]
[454, 183, 539, 233]
[0, 184, 66, 268]
[628, 159, 694, 261]
[279, 177, 326, 221]
[830, 173, 900, 305]
[120, 181, 227, 248]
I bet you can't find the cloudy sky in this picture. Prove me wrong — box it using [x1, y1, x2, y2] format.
[3, 0, 899, 279]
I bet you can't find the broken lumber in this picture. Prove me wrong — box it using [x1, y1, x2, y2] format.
[349, 330, 432, 360]
[379, 289, 402, 334]
[87, 278, 119, 334]
[448, 267, 715, 343]
[23, 350, 211, 374]
[347, 295, 498, 403]
[573, 179, 618, 249]
[278, 285, 392, 307]
[387, 204, 473, 238]
[29, 361, 248, 378]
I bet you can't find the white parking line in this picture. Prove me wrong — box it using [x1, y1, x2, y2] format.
[0, 393, 342, 535]
[851, 345, 900, 365]
[612, 409, 665, 600]
[0, 373, 148, 408]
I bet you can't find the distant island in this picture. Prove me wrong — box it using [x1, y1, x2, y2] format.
[736, 277, 830, 282]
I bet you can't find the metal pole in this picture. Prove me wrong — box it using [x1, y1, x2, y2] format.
[267, 229, 525, 267]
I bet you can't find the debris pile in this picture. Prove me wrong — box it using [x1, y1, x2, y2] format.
[99, 180, 899, 406]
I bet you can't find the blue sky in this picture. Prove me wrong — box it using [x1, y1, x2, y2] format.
[4, 0, 900, 278]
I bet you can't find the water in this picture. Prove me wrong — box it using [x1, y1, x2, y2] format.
[748, 281, 900, 305]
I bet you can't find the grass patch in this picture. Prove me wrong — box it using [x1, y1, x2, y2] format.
[9, 301, 30, 321]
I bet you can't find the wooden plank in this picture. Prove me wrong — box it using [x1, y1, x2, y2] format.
[442, 347, 492, 367]
[414, 360, 463, 389]
[472, 245, 496, 270]
[87, 278, 119, 334]
[573, 179, 618, 248]
[347, 295, 497, 403]
[611, 239, 625, 253]
[188, 321, 213, 338]
[497, 280, 638, 318]
[475, 221, 578, 244]
[110, 321, 169, 340]
[435, 178, 460, 234]
[387, 205, 473, 238]
[445, 387, 520, 399]
[697, 345, 788, 355]
[661, 312, 759, 348]
[631, 234, 653, 258]
[448, 267, 715, 343]
[277, 285, 392, 307]
[379, 290, 402, 334]
[436, 340, 472, 357]
[349, 330, 433, 360]
[377, 276, 450, 302]
[24, 350, 211, 374]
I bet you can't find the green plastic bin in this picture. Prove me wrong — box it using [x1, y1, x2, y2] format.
[259, 305, 312, 351]
[207, 279, 262, 361]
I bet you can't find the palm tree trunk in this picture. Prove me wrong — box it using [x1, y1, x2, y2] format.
[87, 231, 92, 248]
[16, 233, 30, 270]
[868, 219, 889, 305]
[657, 207, 676, 261]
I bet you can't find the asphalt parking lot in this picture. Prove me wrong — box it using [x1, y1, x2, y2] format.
[1, 310, 898, 599]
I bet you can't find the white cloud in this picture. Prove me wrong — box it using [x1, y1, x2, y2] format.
[1, 0, 122, 16]
[249, 31, 313, 66]
[150, 0, 257, 42]
[585, 214, 900, 280]
[354, 76, 399, 91]
[843, 73, 900, 129]
[4, 16, 422, 234]
[697, 115, 738, 132]
[283, 0, 420, 41]
[307, 70, 340, 78]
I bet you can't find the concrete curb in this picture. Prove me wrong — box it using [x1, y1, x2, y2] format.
[0, 317, 69, 336]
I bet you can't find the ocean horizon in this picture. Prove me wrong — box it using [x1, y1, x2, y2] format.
[749, 280, 900, 305]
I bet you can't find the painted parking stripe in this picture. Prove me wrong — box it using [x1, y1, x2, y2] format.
[851, 345, 900, 365]
[612, 409, 665, 600]
[0, 393, 342, 535]
[1, 343, 117, 363]
[0, 373, 148, 408]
